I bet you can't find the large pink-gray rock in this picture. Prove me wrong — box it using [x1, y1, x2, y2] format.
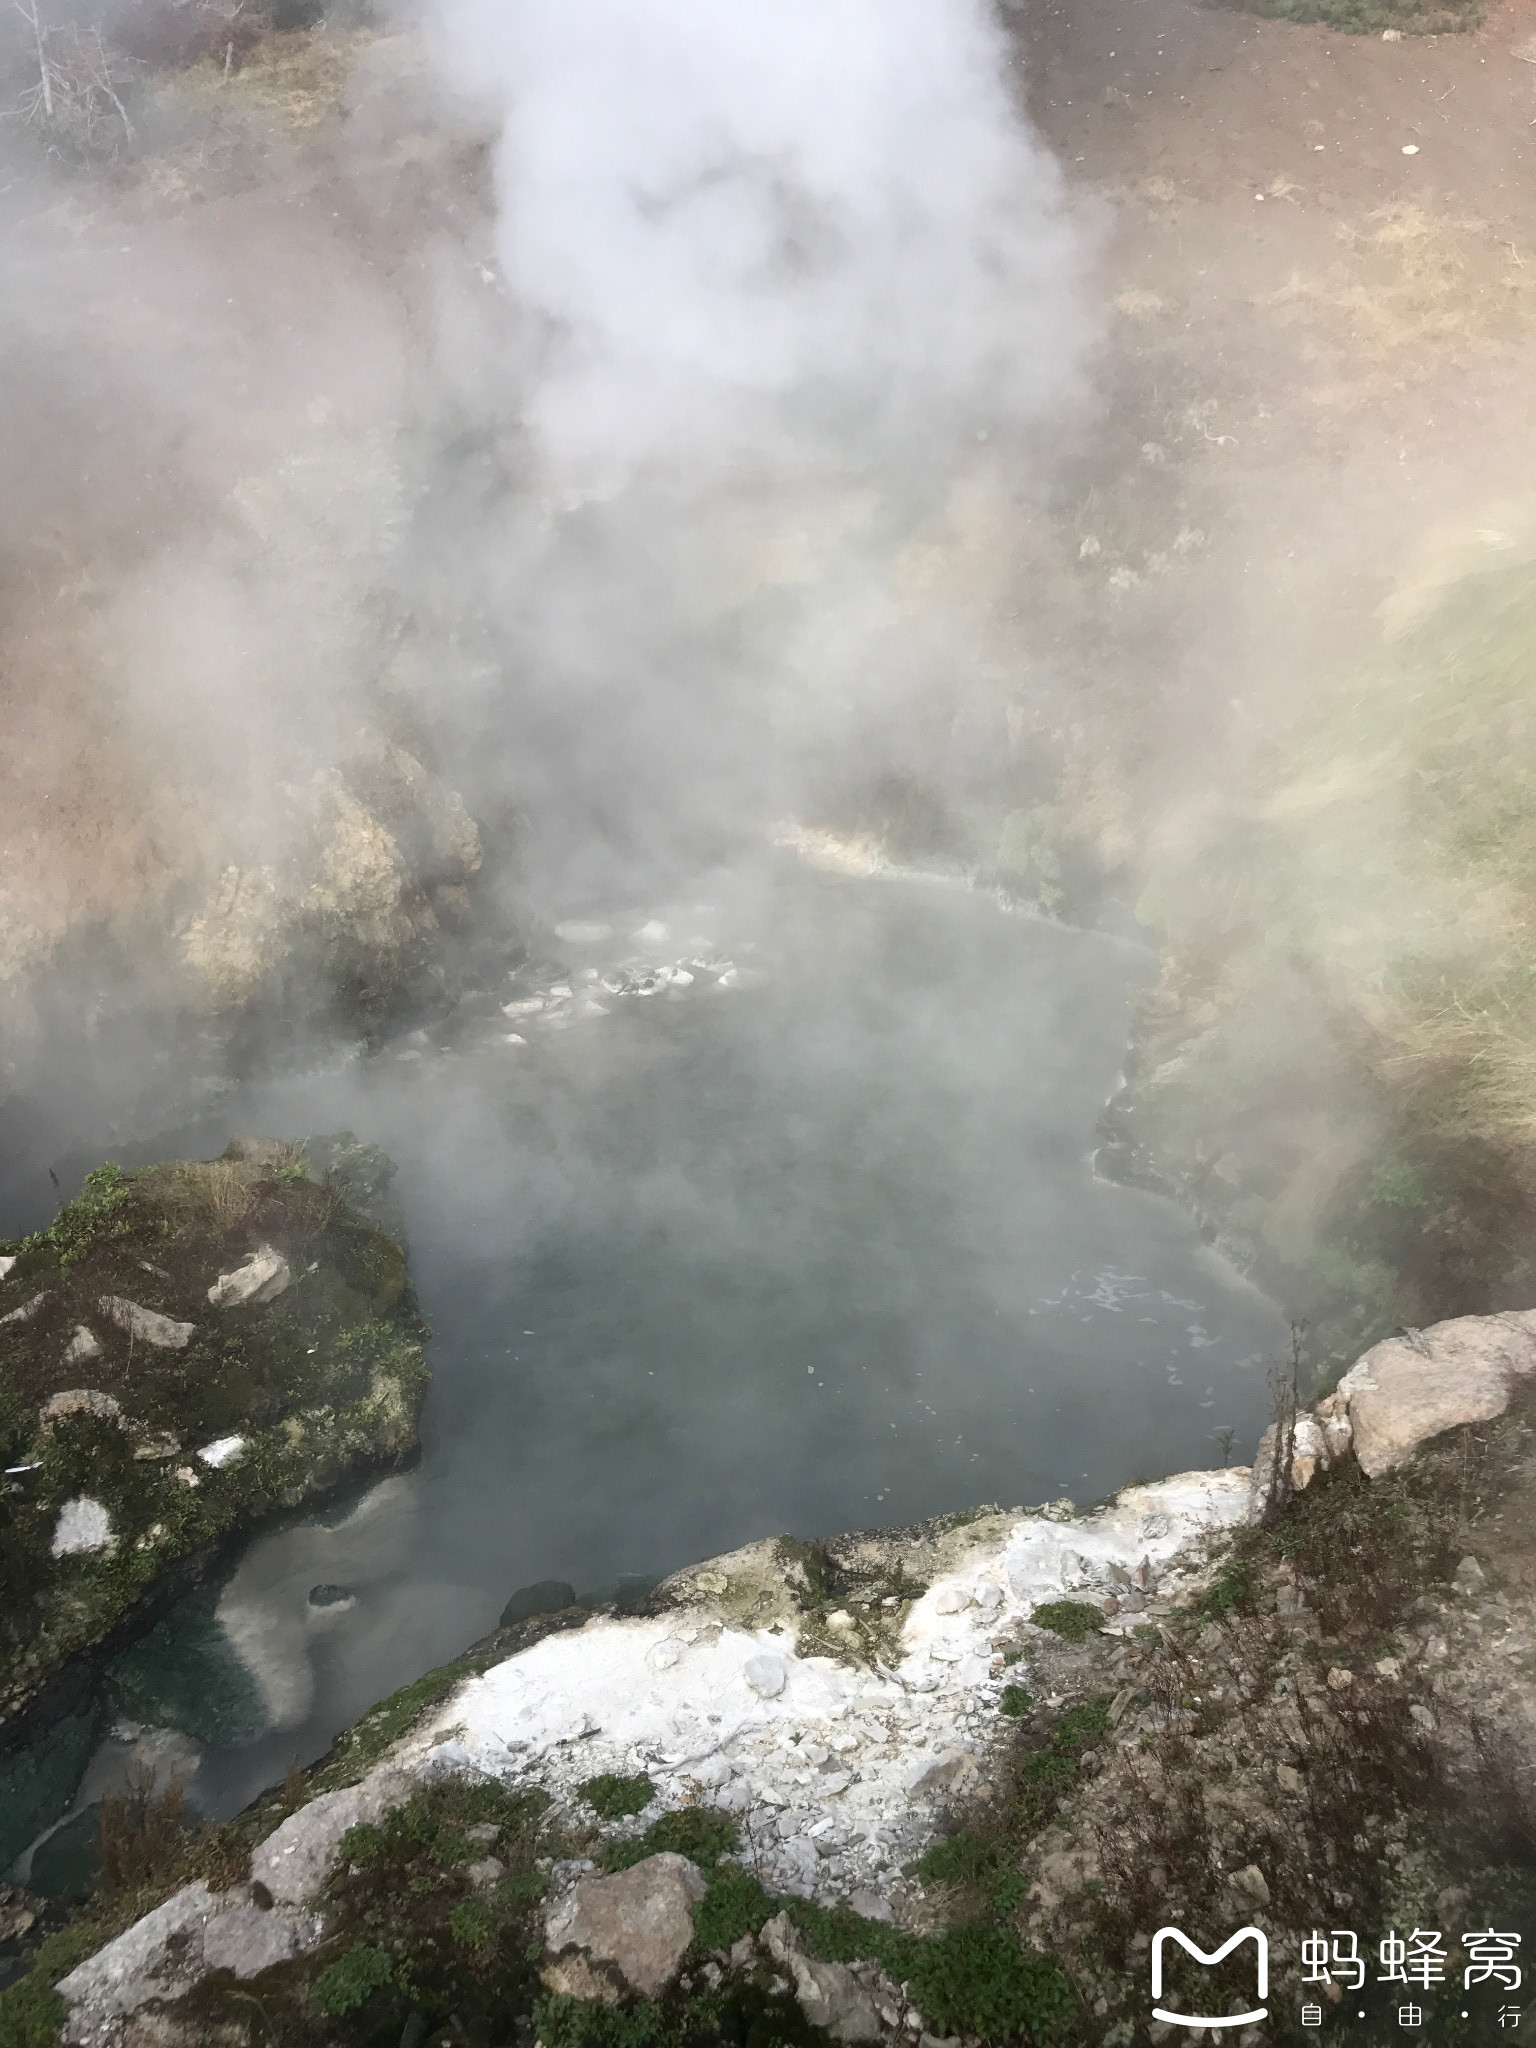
[1335, 1311, 1536, 1478]
[543, 1852, 706, 1999]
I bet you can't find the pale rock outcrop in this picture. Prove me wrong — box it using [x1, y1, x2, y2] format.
[248, 1768, 414, 1907]
[1247, 1403, 1354, 1518]
[1334, 1311, 1536, 1477]
[40, 1389, 122, 1433]
[98, 1297, 195, 1350]
[761, 1912, 881, 2043]
[56, 1882, 321, 2046]
[0, 1254, 15, 1281]
[542, 1853, 706, 2000]
[63, 1325, 102, 1366]
[51, 1498, 113, 1556]
[207, 1245, 291, 1308]
[0, 1290, 47, 1327]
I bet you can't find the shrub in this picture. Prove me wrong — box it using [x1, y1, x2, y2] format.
[908, 1923, 1073, 2042]
[1031, 1600, 1103, 1643]
[311, 1942, 392, 2015]
[533, 1993, 666, 2048]
[692, 1866, 775, 1951]
[448, 1898, 494, 1947]
[578, 1773, 655, 1820]
[0, 1974, 65, 2048]
[598, 1808, 737, 1873]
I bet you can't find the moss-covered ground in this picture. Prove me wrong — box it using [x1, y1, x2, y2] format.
[0, 1141, 428, 1729]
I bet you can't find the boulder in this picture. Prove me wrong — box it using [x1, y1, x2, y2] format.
[761, 1912, 881, 2042]
[743, 1652, 787, 1698]
[543, 1852, 706, 1999]
[248, 1770, 413, 1908]
[63, 1326, 102, 1366]
[40, 1389, 122, 1433]
[1335, 1311, 1536, 1478]
[55, 1881, 322, 2044]
[1247, 1404, 1352, 1516]
[207, 1246, 291, 1309]
[0, 1290, 47, 1327]
[51, 1498, 113, 1557]
[98, 1298, 195, 1350]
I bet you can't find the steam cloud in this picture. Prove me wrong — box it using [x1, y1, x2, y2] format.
[422, 0, 1094, 899]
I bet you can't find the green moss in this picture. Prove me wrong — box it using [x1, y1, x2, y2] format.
[311, 1941, 393, 2015]
[1030, 1600, 1103, 1643]
[578, 1772, 655, 1820]
[0, 1974, 65, 2048]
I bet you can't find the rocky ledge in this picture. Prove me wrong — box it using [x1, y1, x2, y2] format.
[0, 1136, 427, 1741]
[7, 1307, 1536, 2047]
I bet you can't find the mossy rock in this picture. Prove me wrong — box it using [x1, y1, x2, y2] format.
[0, 1141, 428, 1728]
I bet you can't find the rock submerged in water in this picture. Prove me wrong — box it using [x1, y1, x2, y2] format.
[307, 1582, 355, 1609]
[499, 1579, 578, 1629]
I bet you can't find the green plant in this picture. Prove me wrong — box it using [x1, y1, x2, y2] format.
[908, 1923, 1073, 2041]
[533, 1993, 666, 2048]
[1031, 1600, 1103, 1644]
[0, 1974, 65, 2048]
[910, 1832, 1026, 1917]
[692, 1865, 775, 1951]
[1192, 1551, 1258, 1620]
[311, 1942, 393, 2015]
[578, 1773, 655, 1820]
[25, 1165, 134, 1272]
[598, 1807, 737, 1873]
[1000, 1684, 1032, 1716]
[448, 1898, 494, 1947]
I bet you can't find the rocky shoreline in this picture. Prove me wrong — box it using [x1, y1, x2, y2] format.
[9, 1306, 1534, 2046]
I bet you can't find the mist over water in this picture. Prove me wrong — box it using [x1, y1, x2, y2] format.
[49, 864, 1284, 1817]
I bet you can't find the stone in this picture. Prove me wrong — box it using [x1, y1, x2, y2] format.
[51, 1497, 113, 1557]
[1334, 1311, 1536, 1478]
[904, 1750, 976, 1798]
[207, 1245, 291, 1309]
[1247, 1408, 1352, 1516]
[931, 1586, 970, 1615]
[1452, 1555, 1486, 1596]
[1231, 1864, 1270, 1906]
[0, 1254, 14, 1280]
[249, 1771, 413, 1907]
[1410, 1703, 1437, 1732]
[57, 1881, 215, 2027]
[466, 1856, 504, 1888]
[98, 1297, 195, 1350]
[1276, 1764, 1303, 1795]
[846, 1889, 894, 1923]
[1326, 1666, 1354, 1692]
[63, 1326, 102, 1366]
[200, 1898, 319, 1977]
[761, 1912, 880, 2042]
[40, 1389, 122, 1433]
[541, 1951, 623, 2003]
[197, 1437, 246, 1470]
[744, 1652, 788, 1698]
[543, 1852, 706, 1999]
[308, 1583, 354, 1608]
[0, 1883, 39, 1944]
[0, 1290, 47, 1327]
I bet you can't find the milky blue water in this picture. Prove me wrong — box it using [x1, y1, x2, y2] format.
[4, 863, 1287, 1843]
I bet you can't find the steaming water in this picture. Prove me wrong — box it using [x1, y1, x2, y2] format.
[7, 864, 1287, 1835]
